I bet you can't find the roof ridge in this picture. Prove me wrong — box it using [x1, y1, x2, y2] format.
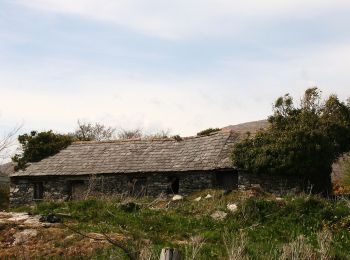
[72, 131, 230, 145]
[214, 131, 238, 168]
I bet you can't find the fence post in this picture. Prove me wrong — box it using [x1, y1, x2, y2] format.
[159, 248, 181, 260]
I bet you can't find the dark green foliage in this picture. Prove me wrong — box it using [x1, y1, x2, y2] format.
[119, 202, 141, 212]
[232, 88, 350, 193]
[172, 135, 183, 141]
[197, 128, 221, 136]
[12, 130, 73, 170]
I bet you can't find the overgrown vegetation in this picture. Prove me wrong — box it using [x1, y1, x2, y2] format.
[10, 190, 350, 259]
[232, 88, 350, 193]
[197, 128, 221, 136]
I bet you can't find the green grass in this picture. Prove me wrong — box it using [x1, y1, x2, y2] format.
[11, 190, 350, 259]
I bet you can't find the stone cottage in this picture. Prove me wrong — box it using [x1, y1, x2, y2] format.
[10, 131, 305, 205]
[10, 132, 239, 205]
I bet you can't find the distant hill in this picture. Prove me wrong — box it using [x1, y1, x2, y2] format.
[222, 120, 269, 134]
[0, 162, 14, 178]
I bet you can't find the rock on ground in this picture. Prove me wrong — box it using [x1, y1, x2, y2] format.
[13, 229, 38, 245]
[211, 210, 227, 221]
[172, 195, 183, 201]
[227, 203, 238, 213]
[194, 197, 202, 202]
[205, 194, 213, 199]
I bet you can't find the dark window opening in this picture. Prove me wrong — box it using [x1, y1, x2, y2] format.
[167, 177, 179, 194]
[128, 177, 147, 197]
[33, 182, 43, 200]
[69, 180, 86, 200]
[215, 171, 238, 190]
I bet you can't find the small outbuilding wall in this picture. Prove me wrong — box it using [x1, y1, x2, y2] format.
[238, 172, 305, 195]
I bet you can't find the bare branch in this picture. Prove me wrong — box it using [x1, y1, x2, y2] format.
[117, 128, 143, 140]
[0, 124, 22, 161]
[61, 222, 136, 260]
[74, 120, 116, 141]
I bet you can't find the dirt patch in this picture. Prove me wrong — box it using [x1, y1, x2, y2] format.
[0, 211, 122, 258]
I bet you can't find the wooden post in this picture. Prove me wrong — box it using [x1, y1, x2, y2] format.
[159, 248, 181, 260]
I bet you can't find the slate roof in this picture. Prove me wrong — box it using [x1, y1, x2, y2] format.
[11, 131, 239, 177]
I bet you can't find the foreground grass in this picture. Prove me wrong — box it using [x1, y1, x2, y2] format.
[10, 190, 350, 259]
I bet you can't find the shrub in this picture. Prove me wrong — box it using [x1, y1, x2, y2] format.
[232, 88, 350, 193]
[197, 128, 221, 136]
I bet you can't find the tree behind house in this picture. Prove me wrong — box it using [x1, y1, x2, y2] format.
[117, 128, 143, 140]
[197, 128, 221, 136]
[12, 131, 73, 170]
[232, 88, 350, 193]
[73, 120, 116, 141]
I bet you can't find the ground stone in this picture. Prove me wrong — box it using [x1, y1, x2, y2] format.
[13, 229, 38, 245]
[172, 195, 183, 201]
[227, 203, 238, 213]
[194, 197, 201, 202]
[211, 210, 227, 221]
[8, 213, 30, 222]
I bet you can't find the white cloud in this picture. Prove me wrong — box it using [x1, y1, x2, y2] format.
[0, 76, 254, 136]
[15, 0, 350, 39]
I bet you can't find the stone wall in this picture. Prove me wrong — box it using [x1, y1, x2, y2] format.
[238, 172, 305, 195]
[10, 170, 310, 206]
[10, 171, 229, 206]
[10, 177, 70, 205]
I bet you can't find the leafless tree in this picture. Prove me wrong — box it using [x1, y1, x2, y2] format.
[145, 129, 171, 139]
[74, 120, 116, 141]
[117, 128, 143, 140]
[0, 125, 21, 162]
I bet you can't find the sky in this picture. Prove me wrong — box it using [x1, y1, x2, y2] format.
[1, 0, 350, 138]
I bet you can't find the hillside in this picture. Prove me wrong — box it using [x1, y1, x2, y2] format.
[222, 120, 269, 134]
[1, 189, 350, 259]
[0, 162, 14, 177]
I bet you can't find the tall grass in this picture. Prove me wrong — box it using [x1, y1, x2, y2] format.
[10, 190, 350, 259]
